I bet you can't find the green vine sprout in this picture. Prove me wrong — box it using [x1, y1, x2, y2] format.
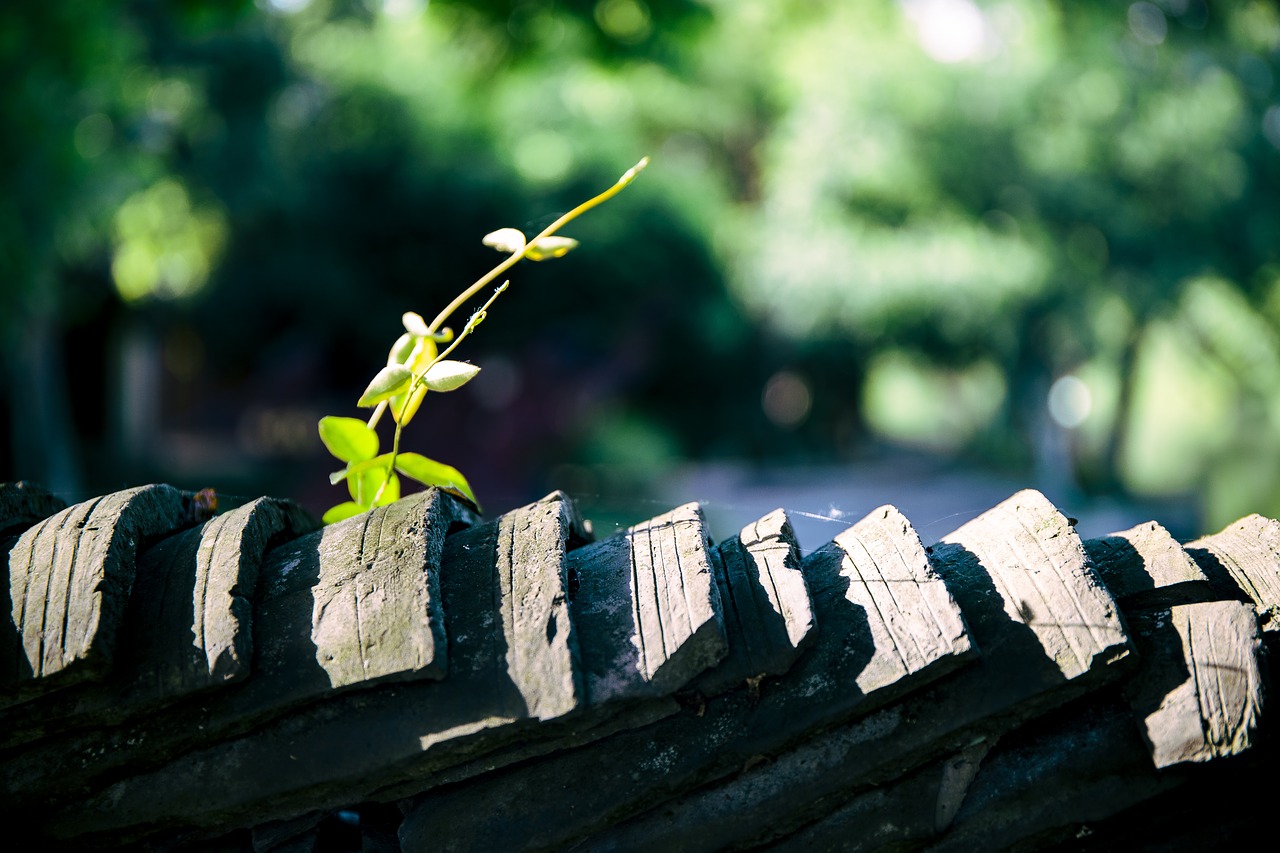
[318, 157, 649, 524]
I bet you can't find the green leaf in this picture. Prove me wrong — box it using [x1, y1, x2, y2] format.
[358, 364, 412, 407]
[391, 383, 427, 426]
[329, 452, 396, 485]
[525, 235, 579, 261]
[349, 460, 396, 504]
[318, 416, 379, 464]
[402, 311, 431, 337]
[388, 332, 415, 366]
[424, 360, 480, 392]
[405, 336, 439, 374]
[372, 471, 401, 507]
[482, 227, 526, 254]
[394, 453, 479, 507]
[322, 501, 366, 524]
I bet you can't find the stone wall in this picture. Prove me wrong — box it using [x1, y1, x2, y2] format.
[1, 480, 1276, 850]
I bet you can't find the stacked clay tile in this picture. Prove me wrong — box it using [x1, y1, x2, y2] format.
[0, 480, 1276, 851]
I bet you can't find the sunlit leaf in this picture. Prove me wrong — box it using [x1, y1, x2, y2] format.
[322, 501, 366, 524]
[402, 311, 431, 337]
[406, 336, 439, 374]
[388, 333, 415, 366]
[391, 383, 428, 426]
[424, 360, 480, 392]
[394, 453, 479, 507]
[525, 235, 579, 261]
[358, 364, 412, 407]
[372, 471, 401, 507]
[349, 460, 395, 504]
[331, 453, 395, 485]
[482, 227, 526, 254]
[318, 416, 379, 464]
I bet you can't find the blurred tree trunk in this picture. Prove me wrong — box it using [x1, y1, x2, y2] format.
[6, 309, 82, 498]
[1101, 331, 1141, 497]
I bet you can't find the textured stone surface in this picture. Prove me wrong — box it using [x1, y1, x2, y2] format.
[929, 696, 1184, 853]
[1, 485, 189, 700]
[0, 497, 318, 749]
[494, 490, 586, 719]
[694, 508, 814, 694]
[38, 493, 621, 844]
[1124, 601, 1265, 768]
[587, 491, 1133, 852]
[837, 505, 973, 694]
[128, 496, 320, 693]
[5, 477, 1280, 853]
[1187, 514, 1280, 632]
[398, 504, 972, 853]
[934, 490, 1132, 683]
[1, 489, 472, 819]
[252, 489, 459, 693]
[770, 740, 992, 851]
[0, 482, 66, 538]
[569, 502, 726, 702]
[1085, 520, 1213, 607]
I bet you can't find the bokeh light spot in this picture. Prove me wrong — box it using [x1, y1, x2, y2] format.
[1048, 375, 1092, 429]
[1128, 2, 1168, 46]
[763, 371, 813, 428]
[74, 113, 114, 159]
[148, 78, 193, 122]
[1263, 105, 1280, 150]
[257, 0, 312, 14]
[901, 0, 991, 64]
[1066, 225, 1109, 272]
[513, 131, 572, 184]
[111, 180, 227, 304]
[594, 0, 652, 44]
[377, 0, 426, 18]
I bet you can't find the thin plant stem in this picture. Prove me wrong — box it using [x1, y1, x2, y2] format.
[372, 281, 511, 505]
[425, 157, 648, 335]
[333, 157, 647, 518]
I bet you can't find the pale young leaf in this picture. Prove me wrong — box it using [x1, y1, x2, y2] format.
[388, 333, 415, 366]
[358, 364, 413, 407]
[524, 235, 579, 261]
[391, 383, 428, 426]
[482, 227, 527, 254]
[424, 360, 481, 392]
[406, 336, 439, 374]
[618, 156, 650, 187]
[402, 311, 431, 337]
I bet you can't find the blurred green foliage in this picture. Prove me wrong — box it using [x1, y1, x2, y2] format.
[1, 0, 1278, 528]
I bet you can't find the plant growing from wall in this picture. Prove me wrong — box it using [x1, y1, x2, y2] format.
[317, 158, 649, 524]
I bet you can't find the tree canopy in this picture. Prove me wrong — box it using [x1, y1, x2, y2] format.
[2, 0, 1278, 527]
